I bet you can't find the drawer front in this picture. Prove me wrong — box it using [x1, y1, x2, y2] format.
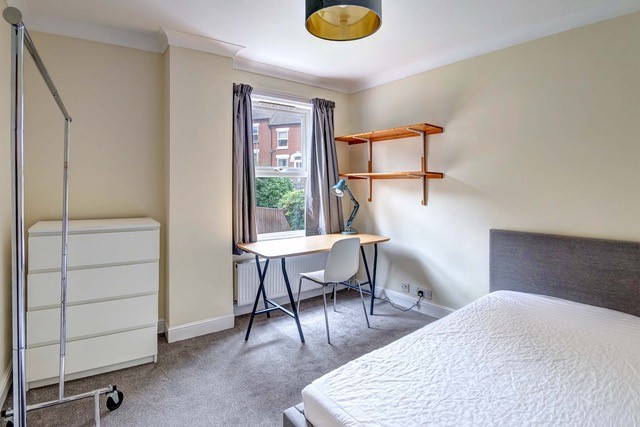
[26, 326, 157, 383]
[27, 294, 157, 347]
[28, 229, 159, 272]
[28, 262, 158, 310]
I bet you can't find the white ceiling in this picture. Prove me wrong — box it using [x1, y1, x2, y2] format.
[8, 0, 640, 93]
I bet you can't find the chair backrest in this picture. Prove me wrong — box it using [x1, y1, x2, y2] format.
[324, 237, 361, 283]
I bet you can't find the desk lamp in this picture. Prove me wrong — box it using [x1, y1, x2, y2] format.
[331, 179, 359, 235]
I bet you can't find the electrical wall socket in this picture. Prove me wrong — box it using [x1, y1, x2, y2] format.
[406, 284, 433, 300]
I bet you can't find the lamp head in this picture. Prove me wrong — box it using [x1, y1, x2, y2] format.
[331, 179, 347, 197]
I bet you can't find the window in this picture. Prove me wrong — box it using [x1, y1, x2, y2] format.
[253, 123, 259, 144]
[253, 148, 259, 165]
[252, 94, 311, 239]
[277, 128, 289, 149]
[277, 156, 288, 168]
[291, 152, 302, 168]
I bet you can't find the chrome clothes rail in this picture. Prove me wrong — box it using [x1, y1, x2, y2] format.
[2, 7, 123, 426]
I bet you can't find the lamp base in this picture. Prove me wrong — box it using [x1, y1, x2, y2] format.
[341, 228, 358, 235]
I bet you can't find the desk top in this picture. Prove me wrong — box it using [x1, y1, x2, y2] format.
[237, 233, 390, 259]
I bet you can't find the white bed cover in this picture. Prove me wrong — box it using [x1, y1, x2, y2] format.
[302, 291, 640, 426]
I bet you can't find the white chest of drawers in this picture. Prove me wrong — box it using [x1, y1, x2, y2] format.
[27, 218, 160, 388]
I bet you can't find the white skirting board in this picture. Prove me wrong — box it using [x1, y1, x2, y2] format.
[376, 288, 455, 319]
[165, 314, 235, 343]
[235, 285, 454, 319]
[28, 356, 156, 389]
[157, 318, 166, 335]
[0, 361, 11, 409]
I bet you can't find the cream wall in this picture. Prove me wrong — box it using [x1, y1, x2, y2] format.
[165, 46, 234, 330]
[0, 17, 13, 382]
[347, 13, 640, 309]
[21, 32, 166, 316]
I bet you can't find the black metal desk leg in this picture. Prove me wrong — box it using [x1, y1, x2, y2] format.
[360, 246, 374, 315]
[281, 257, 305, 343]
[245, 257, 270, 341]
[371, 243, 378, 315]
[256, 255, 270, 319]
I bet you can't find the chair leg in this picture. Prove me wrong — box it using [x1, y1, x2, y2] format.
[357, 280, 370, 328]
[321, 285, 331, 344]
[296, 277, 303, 314]
[333, 283, 337, 312]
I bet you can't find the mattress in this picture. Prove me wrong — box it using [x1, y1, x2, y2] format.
[302, 291, 640, 426]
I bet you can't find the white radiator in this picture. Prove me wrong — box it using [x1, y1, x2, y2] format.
[234, 253, 328, 307]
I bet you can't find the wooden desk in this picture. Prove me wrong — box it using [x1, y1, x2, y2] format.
[237, 233, 390, 343]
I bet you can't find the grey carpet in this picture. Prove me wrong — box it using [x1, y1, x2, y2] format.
[3, 290, 434, 426]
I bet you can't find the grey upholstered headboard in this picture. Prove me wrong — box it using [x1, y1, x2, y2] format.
[490, 229, 640, 317]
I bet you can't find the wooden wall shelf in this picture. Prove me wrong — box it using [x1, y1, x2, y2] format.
[336, 122, 444, 205]
[335, 123, 443, 145]
[340, 171, 444, 180]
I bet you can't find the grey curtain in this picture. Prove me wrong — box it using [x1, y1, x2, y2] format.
[232, 83, 257, 254]
[306, 98, 344, 235]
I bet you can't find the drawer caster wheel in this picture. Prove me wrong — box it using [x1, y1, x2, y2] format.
[106, 389, 124, 411]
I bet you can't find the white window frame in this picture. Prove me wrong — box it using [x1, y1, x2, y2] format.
[276, 128, 289, 149]
[253, 148, 259, 165]
[252, 93, 312, 240]
[252, 123, 259, 144]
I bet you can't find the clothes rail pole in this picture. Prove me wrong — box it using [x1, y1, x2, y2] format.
[2, 7, 123, 426]
[58, 118, 70, 400]
[7, 10, 27, 427]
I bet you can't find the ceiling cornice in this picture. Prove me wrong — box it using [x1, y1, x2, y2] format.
[6, 0, 639, 94]
[233, 57, 352, 94]
[29, 16, 164, 52]
[7, 0, 166, 52]
[161, 28, 244, 58]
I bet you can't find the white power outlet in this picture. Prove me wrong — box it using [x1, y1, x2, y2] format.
[407, 285, 433, 300]
[401, 283, 410, 293]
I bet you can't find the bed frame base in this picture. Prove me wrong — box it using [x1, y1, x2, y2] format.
[283, 403, 311, 427]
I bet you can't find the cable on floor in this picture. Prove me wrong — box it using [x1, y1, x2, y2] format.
[344, 287, 423, 312]
[377, 295, 423, 312]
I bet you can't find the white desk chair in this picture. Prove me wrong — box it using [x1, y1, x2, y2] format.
[296, 237, 370, 343]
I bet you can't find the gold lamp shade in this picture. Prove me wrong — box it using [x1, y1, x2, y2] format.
[306, 0, 382, 41]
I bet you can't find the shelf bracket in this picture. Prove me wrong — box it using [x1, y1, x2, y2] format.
[352, 136, 371, 144]
[405, 127, 430, 205]
[405, 127, 425, 137]
[417, 130, 429, 205]
[355, 137, 373, 202]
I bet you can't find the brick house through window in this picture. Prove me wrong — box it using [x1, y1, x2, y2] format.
[252, 111, 302, 168]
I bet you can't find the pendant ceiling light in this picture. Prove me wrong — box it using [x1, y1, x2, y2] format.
[306, 0, 382, 41]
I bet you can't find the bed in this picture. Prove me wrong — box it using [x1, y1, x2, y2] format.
[284, 229, 640, 426]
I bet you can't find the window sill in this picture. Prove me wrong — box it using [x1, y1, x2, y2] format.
[258, 230, 305, 241]
[276, 146, 288, 150]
